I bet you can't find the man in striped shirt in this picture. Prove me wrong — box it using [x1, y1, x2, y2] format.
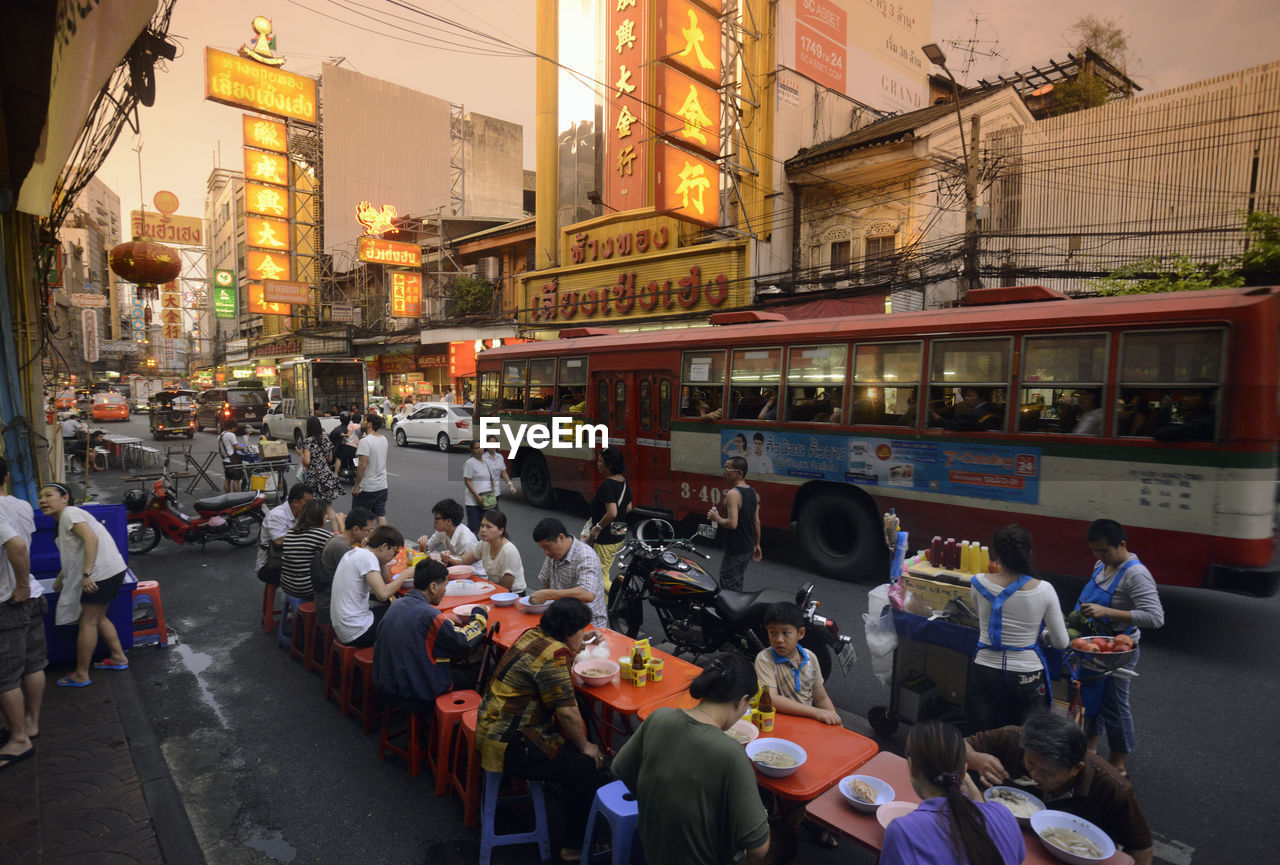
[529, 518, 607, 629]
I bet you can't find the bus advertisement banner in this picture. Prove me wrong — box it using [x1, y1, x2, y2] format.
[721, 428, 1041, 505]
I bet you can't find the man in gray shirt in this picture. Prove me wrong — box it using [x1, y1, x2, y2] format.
[315, 508, 375, 626]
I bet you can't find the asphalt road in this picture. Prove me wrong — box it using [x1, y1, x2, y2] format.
[87, 414, 1278, 864]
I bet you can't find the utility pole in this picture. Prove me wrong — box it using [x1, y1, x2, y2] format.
[963, 114, 982, 297]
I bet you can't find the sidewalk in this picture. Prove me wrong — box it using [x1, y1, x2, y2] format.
[0, 657, 204, 864]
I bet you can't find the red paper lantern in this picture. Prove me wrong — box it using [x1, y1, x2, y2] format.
[109, 238, 181, 302]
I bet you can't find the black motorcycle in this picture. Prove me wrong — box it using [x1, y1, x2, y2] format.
[606, 519, 855, 677]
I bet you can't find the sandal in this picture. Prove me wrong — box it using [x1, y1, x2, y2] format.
[56, 675, 92, 688]
[92, 659, 129, 671]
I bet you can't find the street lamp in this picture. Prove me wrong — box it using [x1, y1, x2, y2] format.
[922, 42, 981, 298]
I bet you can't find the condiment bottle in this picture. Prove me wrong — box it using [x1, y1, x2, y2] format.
[979, 545, 990, 574]
[959, 541, 971, 573]
[754, 686, 775, 733]
[631, 647, 647, 687]
[944, 538, 957, 569]
[930, 535, 943, 566]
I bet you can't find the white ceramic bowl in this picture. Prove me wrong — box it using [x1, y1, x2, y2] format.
[984, 785, 1046, 827]
[452, 603, 487, 619]
[573, 658, 619, 686]
[448, 565, 476, 578]
[1029, 810, 1116, 865]
[491, 592, 519, 607]
[745, 737, 807, 778]
[876, 800, 918, 829]
[518, 596, 550, 613]
[726, 719, 759, 745]
[838, 775, 894, 812]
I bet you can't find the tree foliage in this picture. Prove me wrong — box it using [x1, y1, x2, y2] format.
[1092, 211, 1280, 294]
[452, 274, 496, 316]
[1068, 15, 1131, 70]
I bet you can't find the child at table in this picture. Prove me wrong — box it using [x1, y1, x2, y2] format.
[754, 602, 842, 850]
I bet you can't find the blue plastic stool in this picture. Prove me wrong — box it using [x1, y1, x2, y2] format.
[479, 770, 551, 865]
[276, 594, 303, 650]
[582, 779, 642, 865]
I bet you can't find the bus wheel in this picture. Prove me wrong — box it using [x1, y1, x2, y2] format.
[797, 491, 882, 581]
[520, 452, 556, 508]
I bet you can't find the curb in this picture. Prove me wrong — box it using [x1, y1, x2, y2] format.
[110, 669, 208, 865]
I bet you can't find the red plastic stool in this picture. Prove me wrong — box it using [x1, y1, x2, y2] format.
[380, 705, 431, 776]
[132, 581, 168, 647]
[289, 602, 317, 665]
[448, 708, 483, 827]
[261, 584, 280, 633]
[309, 623, 333, 676]
[351, 647, 383, 733]
[323, 638, 358, 711]
[432, 689, 483, 796]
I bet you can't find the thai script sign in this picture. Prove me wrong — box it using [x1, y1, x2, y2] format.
[252, 338, 302, 358]
[358, 236, 421, 267]
[263, 279, 311, 305]
[247, 283, 291, 315]
[205, 47, 317, 123]
[70, 293, 108, 308]
[130, 211, 204, 246]
[214, 286, 237, 319]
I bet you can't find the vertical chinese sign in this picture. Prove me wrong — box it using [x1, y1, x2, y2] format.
[244, 115, 295, 318]
[161, 280, 183, 340]
[389, 271, 422, 318]
[604, 0, 650, 213]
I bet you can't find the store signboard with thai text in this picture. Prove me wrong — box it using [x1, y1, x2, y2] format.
[205, 47, 317, 123]
[604, 0, 651, 213]
[358, 236, 421, 267]
[389, 271, 422, 317]
[655, 144, 720, 226]
[262, 279, 311, 305]
[245, 181, 290, 219]
[214, 285, 237, 319]
[70, 293, 109, 308]
[247, 283, 291, 315]
[130, 211, 204, 246]
[243, 114, 287, 152]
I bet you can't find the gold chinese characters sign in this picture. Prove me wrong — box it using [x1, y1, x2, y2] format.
[656, 145, 720, 226]
[358, 236, 421, 268]
[161, 280, 182, 339]
[247, 283, 291, 316]
[390, 271, 422, 317]
[262, 280, 312, 305]
[521, 239, 747, 325]
[243, 114, 287, 152]
[245, 182, 290, 219]
[246, 215, 289, 250]
[247, 249, 292, 282]
[657, 64, 720, 158]
[605, 0, 650, 213]
[244, 149, 289, 186]
[205, 47, 317, 124]
[660, 0, 721, 86]
[130, 211, 204, 246]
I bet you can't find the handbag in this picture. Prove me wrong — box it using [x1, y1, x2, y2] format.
[586, 482, 628, 542]
[479, 492, 498, 510]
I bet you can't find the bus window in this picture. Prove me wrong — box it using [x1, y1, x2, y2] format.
[502, 361, 526, 410]
[785, 344, 846, 423]
[639, 380, 652, 431]
[1019, 334, 1107, 434]
[1120, 329, 1223, 441]
[729, 347, 782, 420]
[557, 357, 587, 412]
[596, 381, 610, 424]
[478, 372, 499, 415]
[529, 358, 556, 411]
[614, 380, 627, 428]
[853, 342, 922, 426]
[659, 380, 672, 432]
[680, 350, 725, 419]
[928, 338, 1010, 430]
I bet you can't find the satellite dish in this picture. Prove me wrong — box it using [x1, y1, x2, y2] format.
[1030, 84, 1054, 97]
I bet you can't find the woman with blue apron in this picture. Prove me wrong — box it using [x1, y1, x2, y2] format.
[1075, 519, 1165, 776]
[966, 526, 1071, 734]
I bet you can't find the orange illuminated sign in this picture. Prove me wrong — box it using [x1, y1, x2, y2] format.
[243, 114, 287, 152]
[357, 201, 398, 236]
[244, 148, 289, 186]
[205, 47, 317, 123]
[358, 236, 421, 268]
[390, 271, 422, 317]
[262, 280, 311, 305]
[247, 249, 292, 282]
[246, 215, 290, 250]
[660, 0, 722, 86]
[658, 65, 720, 157]
[247, 283, 292, 315]
[656, 144, 720, 226]
[245, 181, 290, 219]
[604, 0, 651, 213]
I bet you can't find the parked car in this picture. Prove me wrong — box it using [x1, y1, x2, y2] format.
[91, 393, 130, 422]
[393, 402, 472, 451]
[148, 389, 197, 439]
[195, 384, 269, 432]
[391, 401, 432, 428]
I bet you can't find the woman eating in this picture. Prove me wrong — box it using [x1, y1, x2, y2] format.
[612, 653, 771, 865]
[38, 484, 129, 687]
[279, 499, 337, 599]
[880, 720, 1023, 865]
[443, 508, 525, 594]
[967, 524, 1069, 733]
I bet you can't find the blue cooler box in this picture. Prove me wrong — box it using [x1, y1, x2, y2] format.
[30, 503, 135, 663]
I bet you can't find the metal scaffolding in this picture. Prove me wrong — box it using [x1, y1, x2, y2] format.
[449, 102, 466, 215]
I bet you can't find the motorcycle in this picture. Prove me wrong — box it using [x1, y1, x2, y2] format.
[123, 461, 266, 554]
[606, 519, 855, 678]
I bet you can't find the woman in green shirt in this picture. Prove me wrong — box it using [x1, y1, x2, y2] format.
[613, 653, 771, 865]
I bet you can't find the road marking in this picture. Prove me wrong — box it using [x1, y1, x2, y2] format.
[387, 472, 401, 477]
[1152, 832, 1195, 865]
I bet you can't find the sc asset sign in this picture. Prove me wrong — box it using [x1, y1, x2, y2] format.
[476, 417, 608, 457]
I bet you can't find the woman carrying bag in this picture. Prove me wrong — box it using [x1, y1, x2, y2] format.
[37, 484, 130, 687]
[299, 416, 343, 523]
[583, 446, 632, 592]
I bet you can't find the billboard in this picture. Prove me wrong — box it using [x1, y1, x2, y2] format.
[205, 47, 318, 123]
[243, 114, 287, 152]
[390, 271, 422, 317]
[358, 236, 421, 267]
[214, 286, 237, 319]
[247, 283, 292, 315]
[130, 211, 204, 245]
[262, 279, 312, 305]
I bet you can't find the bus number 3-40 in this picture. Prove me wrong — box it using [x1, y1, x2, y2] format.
[681, 483, 723, 505]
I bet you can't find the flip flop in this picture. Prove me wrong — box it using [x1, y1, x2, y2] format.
[56, 676, 92, 688]
[92, 660, 129, 671]
[0, 747, 36, 770]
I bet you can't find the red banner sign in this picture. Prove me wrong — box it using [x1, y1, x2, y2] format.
[358, 236, 421, 268]
[655, 144, 720, 226]
[604, 0, 651, 213]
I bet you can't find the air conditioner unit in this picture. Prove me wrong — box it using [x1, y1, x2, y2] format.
[476, 257, 500, 282]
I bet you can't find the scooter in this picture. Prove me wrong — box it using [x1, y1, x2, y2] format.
[123, 461, 266, 554]
[606, 519, 856, 677]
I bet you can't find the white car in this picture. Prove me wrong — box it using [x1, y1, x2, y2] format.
[394, 402, 472, 451]
[391, 401, 432, 428]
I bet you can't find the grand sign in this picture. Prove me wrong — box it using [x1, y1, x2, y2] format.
[358, 236, 421, 267]
[130, 211, 204, 246]
[204, 47, 317, 123]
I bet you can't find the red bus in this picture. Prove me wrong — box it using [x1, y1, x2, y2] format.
[476, 286, 1280, 594]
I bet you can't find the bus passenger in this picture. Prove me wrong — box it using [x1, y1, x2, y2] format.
[1152, 390, 1215, 442]
[932, 388, 1002, 431]
[757, 389, 778, 420]
[1072, 390, 1104, 436]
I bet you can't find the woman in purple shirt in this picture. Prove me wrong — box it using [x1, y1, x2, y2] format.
[881, 721, 1024, 865]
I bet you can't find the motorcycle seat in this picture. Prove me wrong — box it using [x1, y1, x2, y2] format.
[194, 491, 259, 511]
[715, 588, 794, 625]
